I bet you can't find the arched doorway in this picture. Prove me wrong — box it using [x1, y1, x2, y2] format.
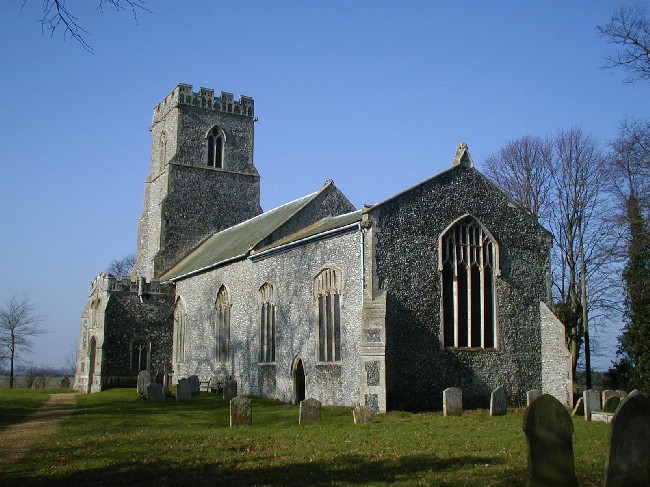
[292, 357, 305, 405]
[87, 336, 96, 393]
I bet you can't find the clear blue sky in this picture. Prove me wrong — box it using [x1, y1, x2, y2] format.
[1, 1, 648, 371]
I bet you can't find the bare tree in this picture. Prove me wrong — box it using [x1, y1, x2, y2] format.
[598, 5, 650, 83]
[0, 297, 45, 388]
[483, 135, 554, 223]
[107, 253, 136, 278]
[21, 0, 150, 53]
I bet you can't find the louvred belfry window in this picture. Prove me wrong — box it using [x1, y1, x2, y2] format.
[207, 126, 223, 169]
[441, 217, 498, 348]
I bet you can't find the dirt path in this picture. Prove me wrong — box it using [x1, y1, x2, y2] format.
[0, 393, 77, 467]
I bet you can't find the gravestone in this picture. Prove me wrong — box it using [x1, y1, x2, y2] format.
[188, 375, 200, 396]
[603, 396, 621, 413]
[571, 397, 584, 416]
[490, 386, 507, 416]
[353, 405, 375, 424]
[176, 378, 192, 401]
[299, 398, 321, 424]
[603, 393, 650, 487]
[60, 376, 71, 389]
[230, 396, 252, 427]
[523, 394, 578, 487]
[147, 383, 164, 402]
[583, 389, 601, 421]
[527, 389, 542, 406]
[137, 370, 151, 395]
[443, 387, 463, 416]
[223, 380, 238, 401]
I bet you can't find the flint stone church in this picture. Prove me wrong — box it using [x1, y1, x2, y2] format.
[73, 83, 572, 412]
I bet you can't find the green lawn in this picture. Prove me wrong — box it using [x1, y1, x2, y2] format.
[0, 388, 69, 431]
[0, 389, 610, 486]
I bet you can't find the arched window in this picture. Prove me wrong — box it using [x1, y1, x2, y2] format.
[158, 131, 167, 172]
[130, 338, 150, 372]
[207, 126, 224, 169]
[173, 299, 186, 364]
[258, 283, 276, 363]
[441, 217, 498, 348]
[314, 268, 341, 362]
[215, 286, 230, 363]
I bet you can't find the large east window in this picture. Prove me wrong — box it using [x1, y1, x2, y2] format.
[258, 283, 276, 363]
[315, 268, 341, 362]
[441, 217, 498, 348]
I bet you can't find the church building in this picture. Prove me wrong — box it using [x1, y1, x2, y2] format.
[74, 84, 572, 412]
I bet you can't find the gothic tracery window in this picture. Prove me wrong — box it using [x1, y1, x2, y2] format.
[259, 283, 276, 363]
[315, 268, 341, 362]
[173, 299, 186, 364]
[215, 286, 230, 363]
[207, 126, 224, 169]
[441, 217, 498, 349]
[131, 339, 150, 372]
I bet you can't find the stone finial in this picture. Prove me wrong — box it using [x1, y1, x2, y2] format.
[452, 142, 474, 168]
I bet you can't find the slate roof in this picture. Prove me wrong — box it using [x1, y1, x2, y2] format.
[161, 187, 361, 281]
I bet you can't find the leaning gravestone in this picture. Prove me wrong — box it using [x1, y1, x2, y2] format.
[527, 389, 542, 406]
[443, 387, 463, 416]
[230, 396, 252, 427]
[176, 378, 192, 401]
[188, 375, 200, 396]
[223, 380, 238, 401]
[490, 386, 507, 416]
[571, 397, 584, 416]
[602, 390, 620, 406]
[523, 394, 578, 487]
[299, 398, 321, 424]
[137, 370, 151, 395]
[353, 405, 375, 424]
[603, 396, 621, 413]
[583, 389, 601, 421]
[147, 383, 164, 402]
[603, 393, 650, 487]
[60, 376, 71, 389]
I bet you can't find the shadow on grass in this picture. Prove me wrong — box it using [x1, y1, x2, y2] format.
[1, 453, 514, 487]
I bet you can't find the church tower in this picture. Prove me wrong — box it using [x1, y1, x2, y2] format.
[133, 84, 262, 279]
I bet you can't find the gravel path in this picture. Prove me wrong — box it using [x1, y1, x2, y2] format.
[0, 393, 77, 467]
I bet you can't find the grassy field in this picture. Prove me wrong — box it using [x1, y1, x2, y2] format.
[0, 389, 610, 486]
[0, 388, 69, 431]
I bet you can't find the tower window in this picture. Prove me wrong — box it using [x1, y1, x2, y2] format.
[207, 126, 224, 169]
[441, 217, 498, 349]
[259, 283, 276, 363]
[315, 268, 341, 362]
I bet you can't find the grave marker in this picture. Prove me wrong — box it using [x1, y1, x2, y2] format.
[527, 389, 542, 406]
[443, 387, 463, 416]
[571, 397, 584, 416]
[188, 375, 200, 396]
[230, 396, 252, 427]
[353, 405, 375, 424]
[604, 393, 650, 487]
[299, 398, 321, 424]
[176, 378, 192, 401]
[523, 394, 578, 487]
[147, 383, 164, 402]
[490, 386, 507, 416]
[583, 389, 601, 421]
[223, 380, 238, 400]
[137, 370, 151, 395]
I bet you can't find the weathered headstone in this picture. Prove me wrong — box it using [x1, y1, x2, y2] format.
[490, 386, 507, 416]
[60, 376, 71, 389]
[299, 398, 321, 424]
[603, 396, 621, 413]
[571, 397, 584, 416]
[147, 382, 164, 402]
[137, 370, 151, 395]
[223, 380, 238, 401]
[176, 378, 192, 401]
[602, 390, 620, 406]
[353, 405, 375, 424]
[523, 394, 578, 487]
[603, 393, 650, 487]
[527, 389, 542, 406]
[443, 387, 463, 416]
[230, 396, 252, 427]
[188, 375, 200, 396]
[583, 389, 601, 421]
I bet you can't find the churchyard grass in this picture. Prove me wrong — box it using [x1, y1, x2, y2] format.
[0, 388, 68, 430]
[0, 389, 610, 486]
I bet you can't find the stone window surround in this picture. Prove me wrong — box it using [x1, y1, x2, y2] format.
[214, 284, 231, 364]
[258, 282, 276, 364]
[314, 266, 343, 363]
[206, 125, 226, 169]
[173, 297, 186, 364]
[438, 214, 500, 350]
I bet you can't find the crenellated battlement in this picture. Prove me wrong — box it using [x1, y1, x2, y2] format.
[90, 273, 174, 295]
[153, 83, 254, 122]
